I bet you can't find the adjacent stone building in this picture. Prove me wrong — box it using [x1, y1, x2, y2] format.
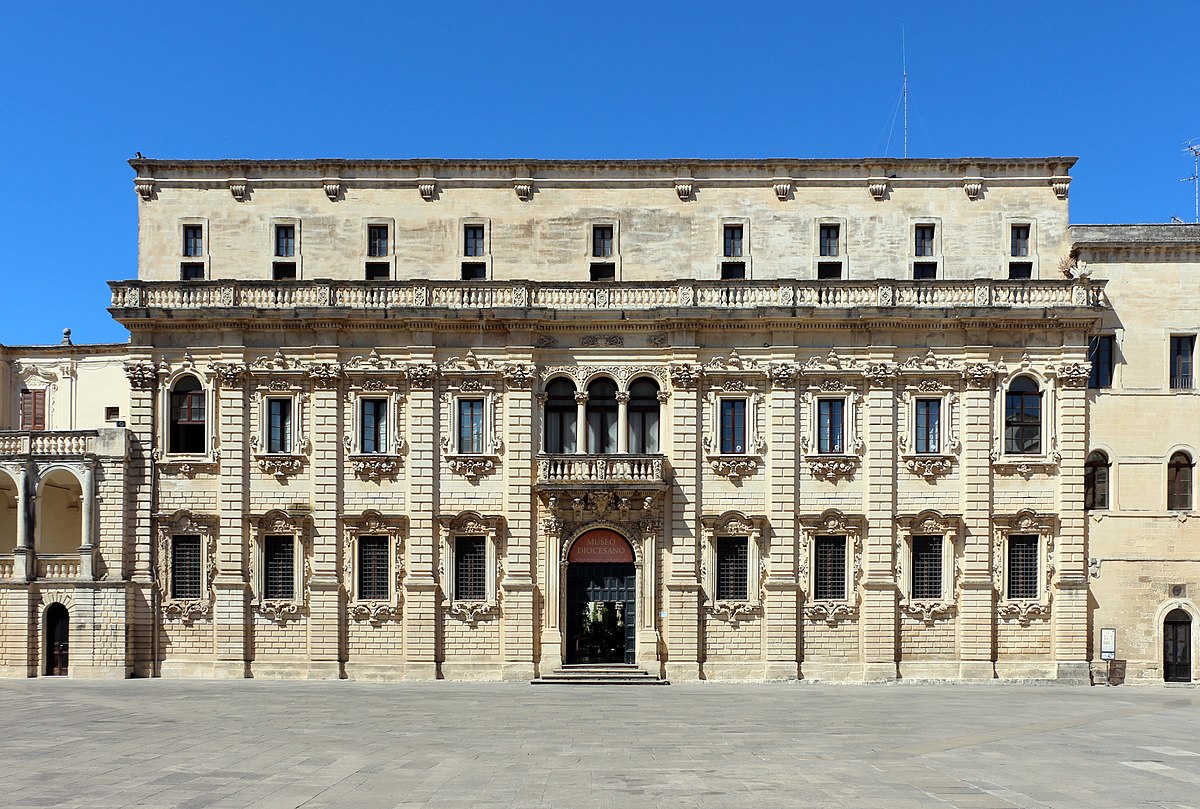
[0, 156, 1194, 683]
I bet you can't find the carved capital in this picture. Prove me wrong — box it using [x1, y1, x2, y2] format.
[124, 362, 157, 390]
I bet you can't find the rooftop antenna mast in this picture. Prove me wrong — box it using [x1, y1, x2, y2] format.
[902, 26, 908, 159]
[1183, 139, 1200, 223]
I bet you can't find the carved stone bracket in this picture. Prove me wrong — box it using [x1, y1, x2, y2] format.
[991, 453, 1061, 479]
[707, 601, 761, 625]
[351, 602, 402, 625]
[322, 178, 341, 201]
[162, 600, 212, 624]
[772, 178, 792, 201]
[768, 362, 800, 389]
[862, 362, 897, 387]
[673, 178, 694, 202]
[259, 600, 302, 625]
[351, 456, 402, 480]
[257, 455, 304, 478]
[1050, 175, 1070, 200]
[709, 456, 759, 480]
[211, 362, 248, 387]
[156, 458, 219, 477]
[804, 601, 857, 626]
[447, 601, 500, 626]
[406, 363, 437, 388]
[447, 456, 497, 480]
[807, 457, 858, 481]
[998, 601, 1050, 626]
[867, 177, 889, 201]
[902, 600, 955, 626]
[668, 363, 702, 389]
[416, 177, 436, 201]
[1055, 362, 1091, 388]
[513, 178, 534, 201]
[228, 179, 248, 202]
[963, 177, 984, 201]
[306, 363, 343, 389]
[962, 363, 997, 388]
[501, 362, 536, 388]
[124, 363, 157, 390]
[903, 456, 954, 479]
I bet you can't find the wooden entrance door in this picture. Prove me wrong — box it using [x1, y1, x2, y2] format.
[566, 563, 636, 665]
[1164, 608, 1191, 683]
[45, 603, 68, 676]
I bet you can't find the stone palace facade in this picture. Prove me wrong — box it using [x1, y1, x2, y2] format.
[0, 156, 1196, 683]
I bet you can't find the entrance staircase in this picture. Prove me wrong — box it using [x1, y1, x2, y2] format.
[531, 664, 670, 686]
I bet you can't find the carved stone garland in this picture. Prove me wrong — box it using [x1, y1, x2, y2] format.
[896, 511, 961, 626]
[344, 510, 406, 625]
[799, 509, 863, 626]
[155, 510, 217, 624]
[700, 512, 768, 626]
[249, 510, 311, 624]
[992, 509, 1055, 626]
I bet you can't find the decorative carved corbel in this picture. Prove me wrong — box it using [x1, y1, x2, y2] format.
[772, 178, 792, 201]
[513, 178, 534, 201]
[134, 179, 154, 201]
[867, 177, 889, 201]
[228, 179, 248, 202]
[673, 178, 694, 202]
[1050, 175, 1071, 200]
[962, 177, 984, 201]
[322, 178, 341, 201]
[416, 177, 436, 201]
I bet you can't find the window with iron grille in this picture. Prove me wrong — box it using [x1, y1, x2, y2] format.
[457, 398, 484, 454]
[183, 225, 204, 257]
[914, 225, 935, 257]
[719, 399, 747, 454]
[1169, 452, 1193, 511]
[1004, 376, 1041, 455]
[915, 398, 941, 454]
[263, 536, 295, 600]
[267, 398, 292, 454]
[716, 537, 749, 601]
[813, 536, 847, 601]
[1088, 335, 1114, 389]
[592, 225, 614, 258]
[1171, 336, 1194, 390]
[19, 389, 45, 431]
[454, 536, 486, 601]
[464, 225, 485, 257]
[171, 535, 202, 600]
[819, 224, 840, 257]
[910, 536, 942, 600]
[1006, 535, 1039, 600]
[275, 224, 295, 257]
[368, 225, 389, 257]
[723, 225, 744, 257]
[1011, 225, 1030, 257]
[817, 399, 844, 454]
[357, 536, 389, 601]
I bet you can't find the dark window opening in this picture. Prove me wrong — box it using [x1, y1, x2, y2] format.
[915, 398, 941, 454]
[1085, 451, 1109, 510]
[266, 398, 292, 454]
[910, 536, 943, 600]
[817, 261, 842, 280]
[721, 262, 746, 280]
[464, 225, 486, 257]
[913, 261, 938, 280]
[819, 224, 840, 257]
[457, 399, 484, 454]
[628, 378, 661, 454]
[170, 535, 202, 600]
[1088, 335, 1114, 389]
[592, 225, 614, 258]
[1007, 535, 1039, 600]
[1008, 262, 1033, 280]
[360, 398, 388, 454]
[723, 225, 744, 257]
[454, 536, 487, 601]
[813, 536, 847, 601]
[1171, 336, 1194, 390]
[104, 406, 119, 421]
[590, 262, 616, 282]
[1004, 376, 1041, 455]
[719, 399, 746, 454]
[272, 261, 297, 280]
[180, 262, 205, 281]
[365, 262, 390, 281]
[586, 379, 619, 454]
[914, 225, 935, 257]
[1169, 452, 1193, 511]
[544, 379, 578, 454]
[183, 225, 204, 257]
[818, 399, 844, 454]
[264, 536, 295, 600]
[460, 262, 487, 281]
[367, 225, 389, 257]
[274, 225, 295, 257]
[1011, 225, 1031, 257]
[716, 537, 749, 601]
[168, 376, 205, 454]
[357, 536, 389, 601]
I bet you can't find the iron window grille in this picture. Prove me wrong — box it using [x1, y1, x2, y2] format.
[1088, 335, 1114, 389]
[1171, 336, 1194, 390]
[914, 398, 941, 453]
[910, 536, 943, 600]
[266, 398, 292, 454]
[1004, 377, 1042, 455]
[456, 398, 484, 454]
[454, 536, 487, 601]
[715, 537, 749, 601]
[170, 535, 202, 600]
[1006, 535, 1039, 600]
[263, 536, 295, 600]
[817, 399, 844, 454]
[719, 399, 747, 454]
[813, 536, 847, 601]
[357, 536, 389, 601]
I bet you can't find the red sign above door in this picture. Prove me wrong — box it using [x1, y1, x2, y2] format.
[568, 529, 634, 564]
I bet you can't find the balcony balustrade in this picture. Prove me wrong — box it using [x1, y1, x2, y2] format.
[0, 430, 99, 457]
[36, 555, 82, 580]
[537, 454, 666, 487]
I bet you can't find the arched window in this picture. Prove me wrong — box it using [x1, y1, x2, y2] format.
[169, 376, 206, 454]
[1169, 451, 1193, 511]
[1004, 376, 1041, 455]
[586, 378, 618, 454]
[544, 379, 577, 454]
[1085, 451, 1110, 510]
[628, 378, 660, 454]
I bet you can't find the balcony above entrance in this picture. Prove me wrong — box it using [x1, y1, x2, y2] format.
[536, 454, 666, 489]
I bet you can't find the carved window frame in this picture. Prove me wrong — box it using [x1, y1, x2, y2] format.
[896, 511, 961, 625]
[700, 511, 767, 623]
[799, 509, 863, 625]
[156, 362, 217, 470]
[898, 379, 960, 478]
[436, 511, 504, 625]
[992, 509, 1055, 625]
[800, 379, 862, 480]
[250, 381, 308, 478]
[440, 379, 501, 479]
[343, 510, 406, 625]
[155, 510, 217, 624]
[249, 510, 310, 624]
[992, 364, 1061, 476]
[703, 387, 766, 479]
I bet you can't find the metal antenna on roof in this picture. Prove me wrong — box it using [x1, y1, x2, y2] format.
[902, 26, 908, 159]
[1183, 139, 1200, 224]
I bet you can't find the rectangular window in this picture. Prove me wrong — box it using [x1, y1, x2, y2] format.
[1088, 335, 1114, 389]
[180, 262, 205, 281]
[464, 225, 485, 257]
[813, 536, 847, 601]
[1171, 335, 1194, 390]
[817, 261, 842, 280]
[719, 399, 747, 454]
[1007, 535, 1039, 600]
[357, 536, 389, 601]
[915, 398, 941, 454]
[819, 224, 840, 257]
[19, 389, 46, 431]
[457, 398, 484, 454]
[274, 225, 296, 257]
[267, 398, 292, 454]
[461, 262, 487, 281]
[1008, 262, 1033, 280]
[914, 225, 935, 257]
[589, 263, 615, 282]
[910, 536, 943, 600]
[723, 225, 744, 257]
[715, 537, 749, 601]
[365, 262, 390, 281]
[359, 398, 388, 454]
[367, 225, 389, 258]
[104, 406, 120, 421]
[592, 225, 614, 258]
[913, 262, 938, 280]
[1011, 225, 1031, 258]
[720, 262, 746, 280]
[272, 261, 297, 280]
[454, 536, 487, 601]
[170, 535, 202, 600]
[263, 536, 295, 600]
[817, 399, 844, 454]
[183, 225, 204, 257]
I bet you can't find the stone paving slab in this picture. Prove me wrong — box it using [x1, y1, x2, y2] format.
[0, 680, 1197, 808]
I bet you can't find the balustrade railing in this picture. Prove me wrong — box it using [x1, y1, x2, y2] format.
[111, 278, 1104, 314]
[0, 431, 97, 457]
[537, 454, 665, 484]
[37, 555, 81, 580]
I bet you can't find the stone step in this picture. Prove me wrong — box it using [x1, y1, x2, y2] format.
[531, 665, 669, 685]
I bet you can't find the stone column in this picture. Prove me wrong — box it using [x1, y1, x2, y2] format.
[861, 356, 899, 681]
[12, 465, 30, 580]
[305, 357, 343, 679]
[616, 392, 630, 454]
[403, 357, 439, 679]
[665, 359, 701, 680]
[501, 360, 536, 680]
[958, 355, 998, 679]
[574, 392, 588, 454]
[213, 359, 250, 679]
[1053, 365, 1091, 683]
[78, 465, 96, 580]
[538, 510, 564, 670]
[764, 363, 799, 680]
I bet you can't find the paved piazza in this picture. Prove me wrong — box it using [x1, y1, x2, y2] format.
[1, 681, 1198, 808]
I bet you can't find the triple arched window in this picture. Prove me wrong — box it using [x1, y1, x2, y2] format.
[1004, 376, 1042, 455]
[543, 376, 660, 455]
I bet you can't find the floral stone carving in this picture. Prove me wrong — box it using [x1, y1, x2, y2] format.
[447, 601, 499, 625]
[808, 457, 857, 481]
[804, 601, 856, 626]
[998, 601, 1050, 626]
[351, 457, 402, 480]
[709, 457, 758, 480]
[258, 456, 303, 478]
[904, 457, 953, 478]
[447, 457, 496, 480]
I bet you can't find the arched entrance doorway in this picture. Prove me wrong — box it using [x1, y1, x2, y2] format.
[45, 603, 69, 676]
[1164, 608, 1192, 682]
[565, 529, 635, 665]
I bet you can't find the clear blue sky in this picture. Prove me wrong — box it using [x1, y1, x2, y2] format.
[1, 1, 1196, 346]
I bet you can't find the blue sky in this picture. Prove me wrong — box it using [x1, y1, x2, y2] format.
[0, 1, 1196, 346]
